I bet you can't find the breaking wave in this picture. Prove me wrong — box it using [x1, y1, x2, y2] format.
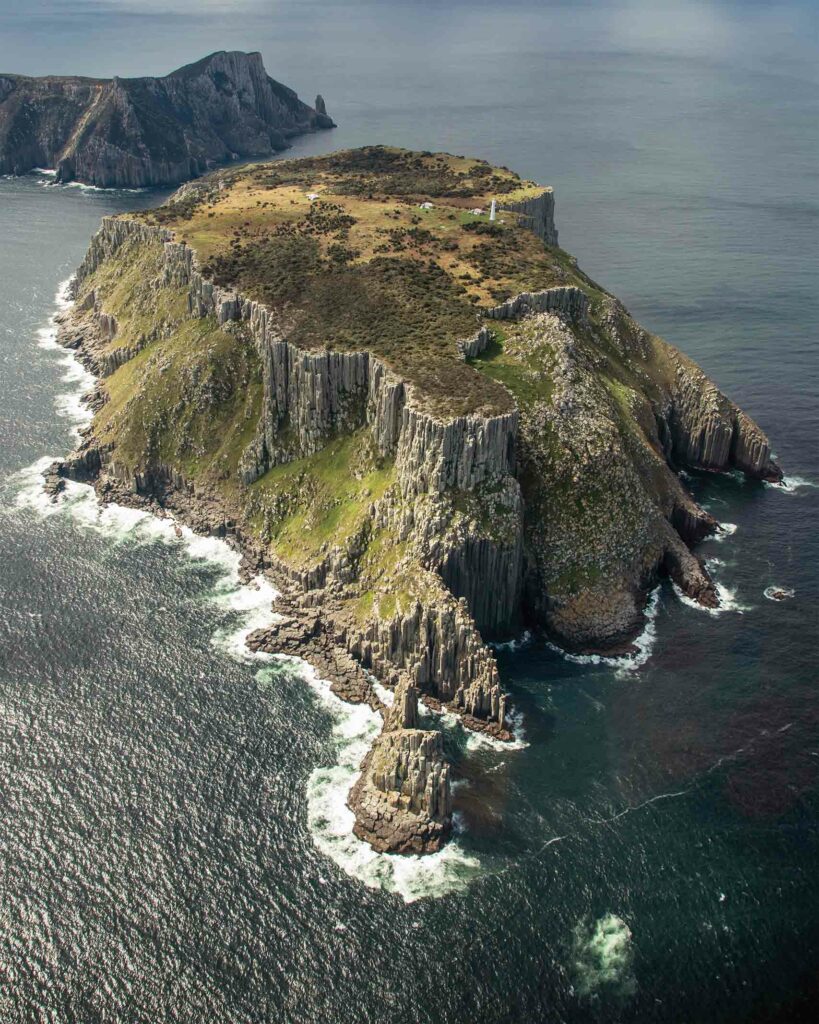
[712, 522, 738, 543]
[10, 462, 486, 902]
[768, 475, 818, 494]
[32, 169, 147, 194]
[490, 630, 533, 653]
[672, 580, 752, 616]
[269, 657, 485, 903]
[571, 913, 636, 999]
[548, 585, 661, 675]
[35, 278, 95, 435]
[5, 256, 516, 905]
[419, 699, 529, 752]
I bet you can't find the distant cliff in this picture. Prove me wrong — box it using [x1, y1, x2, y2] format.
[0, 51, 334, 188]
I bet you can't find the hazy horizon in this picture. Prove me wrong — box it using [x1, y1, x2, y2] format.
[1, 0, 817, 94]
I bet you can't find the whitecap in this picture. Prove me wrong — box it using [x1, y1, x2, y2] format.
[571, 913, 636, 998]
[210, 575, 281, 663]
[54, 388, 94, 432]
[371, 680, 395, 708]
[33, 277, 94, 435]
[418, 697, 529, 752]
[763, 585, 795, 602]
[13, 271, 484, 903]
[61, 180, 148, 194]
[8, 455, 67, 518]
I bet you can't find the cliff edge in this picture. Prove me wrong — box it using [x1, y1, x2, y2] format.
[0, 51, 334, 188]
[50, 147, 780, 852]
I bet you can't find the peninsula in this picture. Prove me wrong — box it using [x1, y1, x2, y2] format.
[49, 147, 781, 854]
[0, 51, 333, 188]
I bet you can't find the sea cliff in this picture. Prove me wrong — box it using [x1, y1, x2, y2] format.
[48, 148, 781, 853]
[0, 51, 334, 188]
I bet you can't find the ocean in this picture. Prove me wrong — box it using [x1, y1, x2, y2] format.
[0, 2, 817, 1021]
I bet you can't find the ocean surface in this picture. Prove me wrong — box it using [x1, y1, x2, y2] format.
[0, 3, 817, 1021]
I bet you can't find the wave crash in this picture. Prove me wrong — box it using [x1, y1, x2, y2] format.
[571, 913, 636, 999]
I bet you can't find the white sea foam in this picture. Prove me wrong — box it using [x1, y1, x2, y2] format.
[11, 469, 483, 903]
[35, 278, 95, 435]
[672, 580, 751, 615]
[210, 575, 281, 663]
[571, 913, 636, 998]
[32, 169, 146, 194]
[712, 522, 738, 542]
[763, 585, 795, 602]
[371, 680, 395, 707]
[54, 389, 94, 431]
[768, 475, 818, 494]
[268, 656, 484, 903]
[489, 629, 533, 653]
[547, 586, 661, 674]
[417, 697, 529, 752]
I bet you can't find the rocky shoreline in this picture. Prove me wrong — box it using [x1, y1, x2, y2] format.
[46, 297, 506, 855]
[44, 156, 782, 856]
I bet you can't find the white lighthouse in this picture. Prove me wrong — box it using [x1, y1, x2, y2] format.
[489, 198, 497, 222]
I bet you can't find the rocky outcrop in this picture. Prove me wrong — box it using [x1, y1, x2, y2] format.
[659, 350, 781, 481]
[0, 51, 334, 188]
[508, 310, 736, 651]
[68, 211, 781, 661]
[348, 680, 452, 854]
[501, 189, 558, 246]
[486, 286, 588, 324]
[351, 588, 509, 734]
[64, 213, 516, 734]
[76, 215, 520, 508]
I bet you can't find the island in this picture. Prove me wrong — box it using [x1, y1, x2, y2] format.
[48, 147, 781, 853]
[0, 51, 333, 188]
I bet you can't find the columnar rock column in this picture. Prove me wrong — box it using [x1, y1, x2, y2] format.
[348, 679, 452, 854]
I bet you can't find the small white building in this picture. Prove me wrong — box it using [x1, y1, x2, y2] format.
[306, 192, 320, 201]
[419, 201, 435, 210]
[469, 207, 484, 216]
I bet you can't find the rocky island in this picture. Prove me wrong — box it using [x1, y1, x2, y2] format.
[0, 51, 333, 188]
[48, 147, 781, 854]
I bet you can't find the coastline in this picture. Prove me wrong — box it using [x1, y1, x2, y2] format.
[38, 162, 782, 862]
[9, 277, 497, 900]
[44, 276, 523, 860]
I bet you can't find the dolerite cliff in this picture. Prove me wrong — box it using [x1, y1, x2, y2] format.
[47, 148, 781, 854]
[0, 51, 333, 188]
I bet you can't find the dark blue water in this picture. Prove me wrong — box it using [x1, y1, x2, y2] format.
[0, 3, 817, 1021]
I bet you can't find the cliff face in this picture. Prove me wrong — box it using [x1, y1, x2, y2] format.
[501, 190, 558, 246]
[0, 51, 334, 188]
[53, 150, 781, 852]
